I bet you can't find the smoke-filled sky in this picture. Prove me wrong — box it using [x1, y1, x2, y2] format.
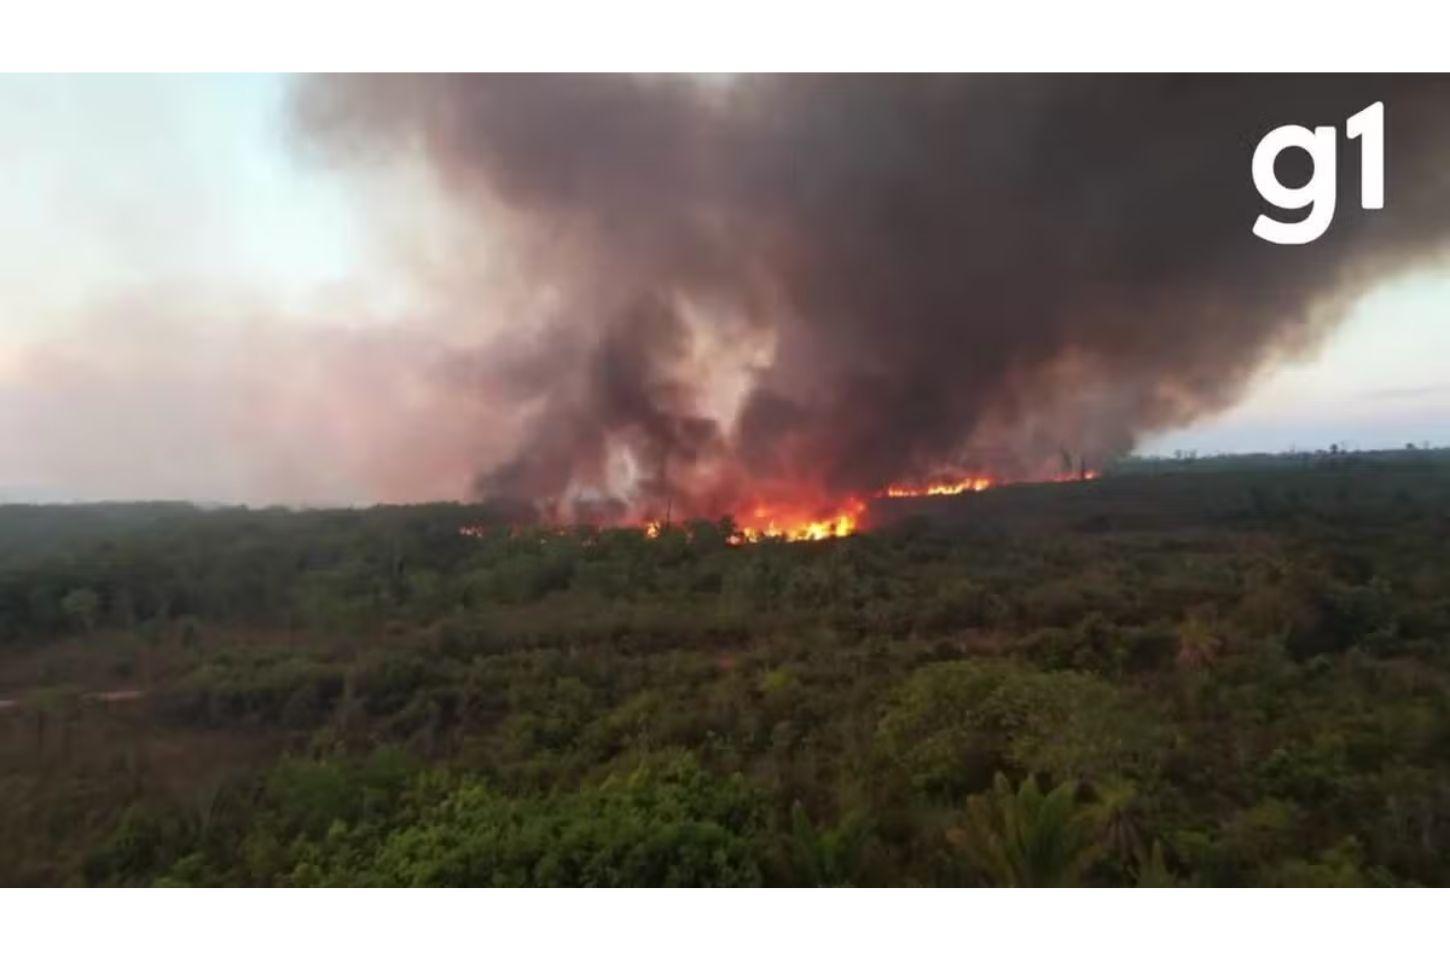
[3, 74, 1450, 509]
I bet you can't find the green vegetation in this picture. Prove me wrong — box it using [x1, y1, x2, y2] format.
[3, 455, 1450, 886]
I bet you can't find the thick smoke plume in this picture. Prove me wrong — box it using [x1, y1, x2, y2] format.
[295, 75, 1450, 523]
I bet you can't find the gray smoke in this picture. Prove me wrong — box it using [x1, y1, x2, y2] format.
[293, 75, 1450, 519]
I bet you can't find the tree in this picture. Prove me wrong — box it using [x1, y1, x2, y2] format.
[1088, 778, 1146, 868]
[1176, 610, 1221, 668]
[785, 802, 873, 887]
[60, 587, 100, 634]
[947, 772, 1101, 887]
[1084, 778, 1176, 885]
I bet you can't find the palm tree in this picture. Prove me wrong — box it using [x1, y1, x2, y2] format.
[787, 802, 872, 886]
[1176, 613, 1222, 668]
[1133, 840, 1176, 887]
[1088, 777, 1146, 868]
[1083, 778, 1177, 885]
[948, 772, 1102, 886]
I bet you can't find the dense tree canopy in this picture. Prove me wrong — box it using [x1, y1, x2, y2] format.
[3, 455, 1450, 885]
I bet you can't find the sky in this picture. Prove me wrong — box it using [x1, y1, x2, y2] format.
[1, 75, 1447, 504]
[0, 75, 362, 330]
[1140, 273, 1450, 457]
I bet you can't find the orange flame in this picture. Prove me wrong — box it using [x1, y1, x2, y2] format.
[463, 471, 1100, 546]
[882, 476, 994, 498]
[731, 497, 866, 544]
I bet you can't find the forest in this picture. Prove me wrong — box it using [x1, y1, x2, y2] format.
[3, 450, 1449, 886]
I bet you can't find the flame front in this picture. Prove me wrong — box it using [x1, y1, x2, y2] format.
[466, 470, 1099, 546]
[882, 476, 994, 498]
[732, 497, 865, 544]
[724, 470, 1099, 542]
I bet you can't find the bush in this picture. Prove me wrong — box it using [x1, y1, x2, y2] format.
[299, 751, 765, 886]
[876, 660, 1166, 796]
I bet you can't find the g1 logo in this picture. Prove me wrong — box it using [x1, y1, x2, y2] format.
[1253, 101, 1384, 245]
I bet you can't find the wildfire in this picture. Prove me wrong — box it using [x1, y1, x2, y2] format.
[731, 497, 866, 544]
[464, 471, 1099, 546]
[882, 476, 994, 498]
[719, 470, 1099, 542]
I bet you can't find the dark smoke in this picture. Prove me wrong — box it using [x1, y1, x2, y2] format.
[293, 75, 1450, 520]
